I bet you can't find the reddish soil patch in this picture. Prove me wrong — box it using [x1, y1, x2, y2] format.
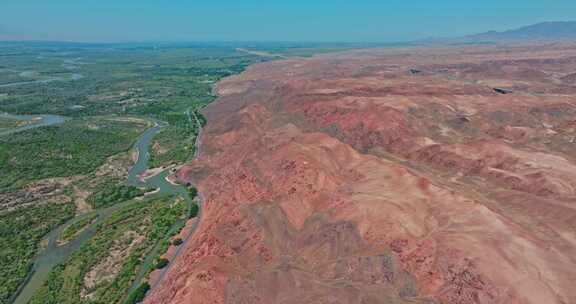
[146, 43, 576, 304]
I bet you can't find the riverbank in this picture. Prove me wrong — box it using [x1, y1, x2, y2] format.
[147, 214, 199, 287]
[138, 109, 205, 301]
[0, 113, 68, 137]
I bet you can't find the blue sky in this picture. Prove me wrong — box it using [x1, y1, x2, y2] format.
[1, 0, 575, 42]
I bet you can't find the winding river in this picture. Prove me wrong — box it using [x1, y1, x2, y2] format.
[8, 113, 203, 304]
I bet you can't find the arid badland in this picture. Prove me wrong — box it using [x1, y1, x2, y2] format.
[147, 43, 576, 304]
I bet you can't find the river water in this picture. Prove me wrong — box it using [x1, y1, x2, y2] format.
[8, 115, 197, 304]
[0, 113, 68, 137]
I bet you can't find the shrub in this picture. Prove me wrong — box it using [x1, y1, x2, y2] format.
[155, 258, 169, 269]
[188, 187, 197, 199]
[125, 282, 150, 304]
[87, 183, 145, 209]
[188, 203, 199, 219]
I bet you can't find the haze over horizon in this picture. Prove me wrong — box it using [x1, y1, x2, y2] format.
[1, 0, 576, 43]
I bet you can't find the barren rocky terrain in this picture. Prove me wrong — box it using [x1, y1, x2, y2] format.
[147, 43, 576, 304]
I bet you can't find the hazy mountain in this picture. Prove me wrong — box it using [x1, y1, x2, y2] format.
[467, 21, 576, 41]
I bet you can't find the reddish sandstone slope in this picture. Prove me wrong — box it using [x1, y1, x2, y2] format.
[146, 44, 576, 304]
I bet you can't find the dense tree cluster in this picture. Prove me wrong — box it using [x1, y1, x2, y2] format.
[0, 203, 74, 304]
[0, 118, 145, 191]
[87, 183, 145, 209]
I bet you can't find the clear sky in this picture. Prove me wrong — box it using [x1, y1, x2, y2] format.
[1, 0, 575, 42]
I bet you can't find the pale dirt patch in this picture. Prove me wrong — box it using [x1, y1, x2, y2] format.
[131, 148, 138, 163]
[105, 116, 151, 126]
[39, 238, 50, 251]
[152, 141, 168, 155]
[94, 152, 133, 179]
[0, 176, 81, 213]
[71, 186, 92, 215]
[87, 91, 130, 102]
[140, 166, 166, 181]
[165, 174, 180, 186]
[70, 152, 134, 214]
[1, 137, 138, 214]
[81, 230, 145, 299]
[142, 188, 161, 197]
[86, 123, 100, 130]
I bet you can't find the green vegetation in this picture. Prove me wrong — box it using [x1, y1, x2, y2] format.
[124, 282, 150, 304]
[188, 203, 199, 219]
[187, 187, 200, 219]
[59, 214, 98, 244]
[0, 44, 269, 303]
[29, 196, 186, 304]
[154, 258, 169, 270]
[0, 117, 147, 191]
[0, 46, 264, 168]
[0, 202, 75, 304]
[172, 238, 183, 246]
[0, 116, 147, 302]
[195, 110, 207, 127]
[188, 187, 198, 199]
[86, 182, 146, 209]
[0, 47, 266, 118]
[250, 42, 409, 57]
[148, 113, 197, 168]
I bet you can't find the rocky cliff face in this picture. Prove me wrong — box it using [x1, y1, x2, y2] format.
[146, 44, 576, 304]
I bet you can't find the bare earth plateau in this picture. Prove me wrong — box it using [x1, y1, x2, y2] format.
[147, 43, 576, 304]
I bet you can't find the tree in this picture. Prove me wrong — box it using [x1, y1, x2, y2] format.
[155, 258, 169, 269]
[125, 282, 150, 304]
[188, 203, 199, 219]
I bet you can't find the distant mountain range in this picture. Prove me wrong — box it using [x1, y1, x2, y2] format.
[420, 21, 576, 45]
[467, 21, 576, 41]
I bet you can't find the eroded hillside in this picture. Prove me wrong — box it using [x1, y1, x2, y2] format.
[146, 44, 576, 304]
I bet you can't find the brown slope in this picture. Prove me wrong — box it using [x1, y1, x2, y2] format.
[146, 44, 576, 304]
